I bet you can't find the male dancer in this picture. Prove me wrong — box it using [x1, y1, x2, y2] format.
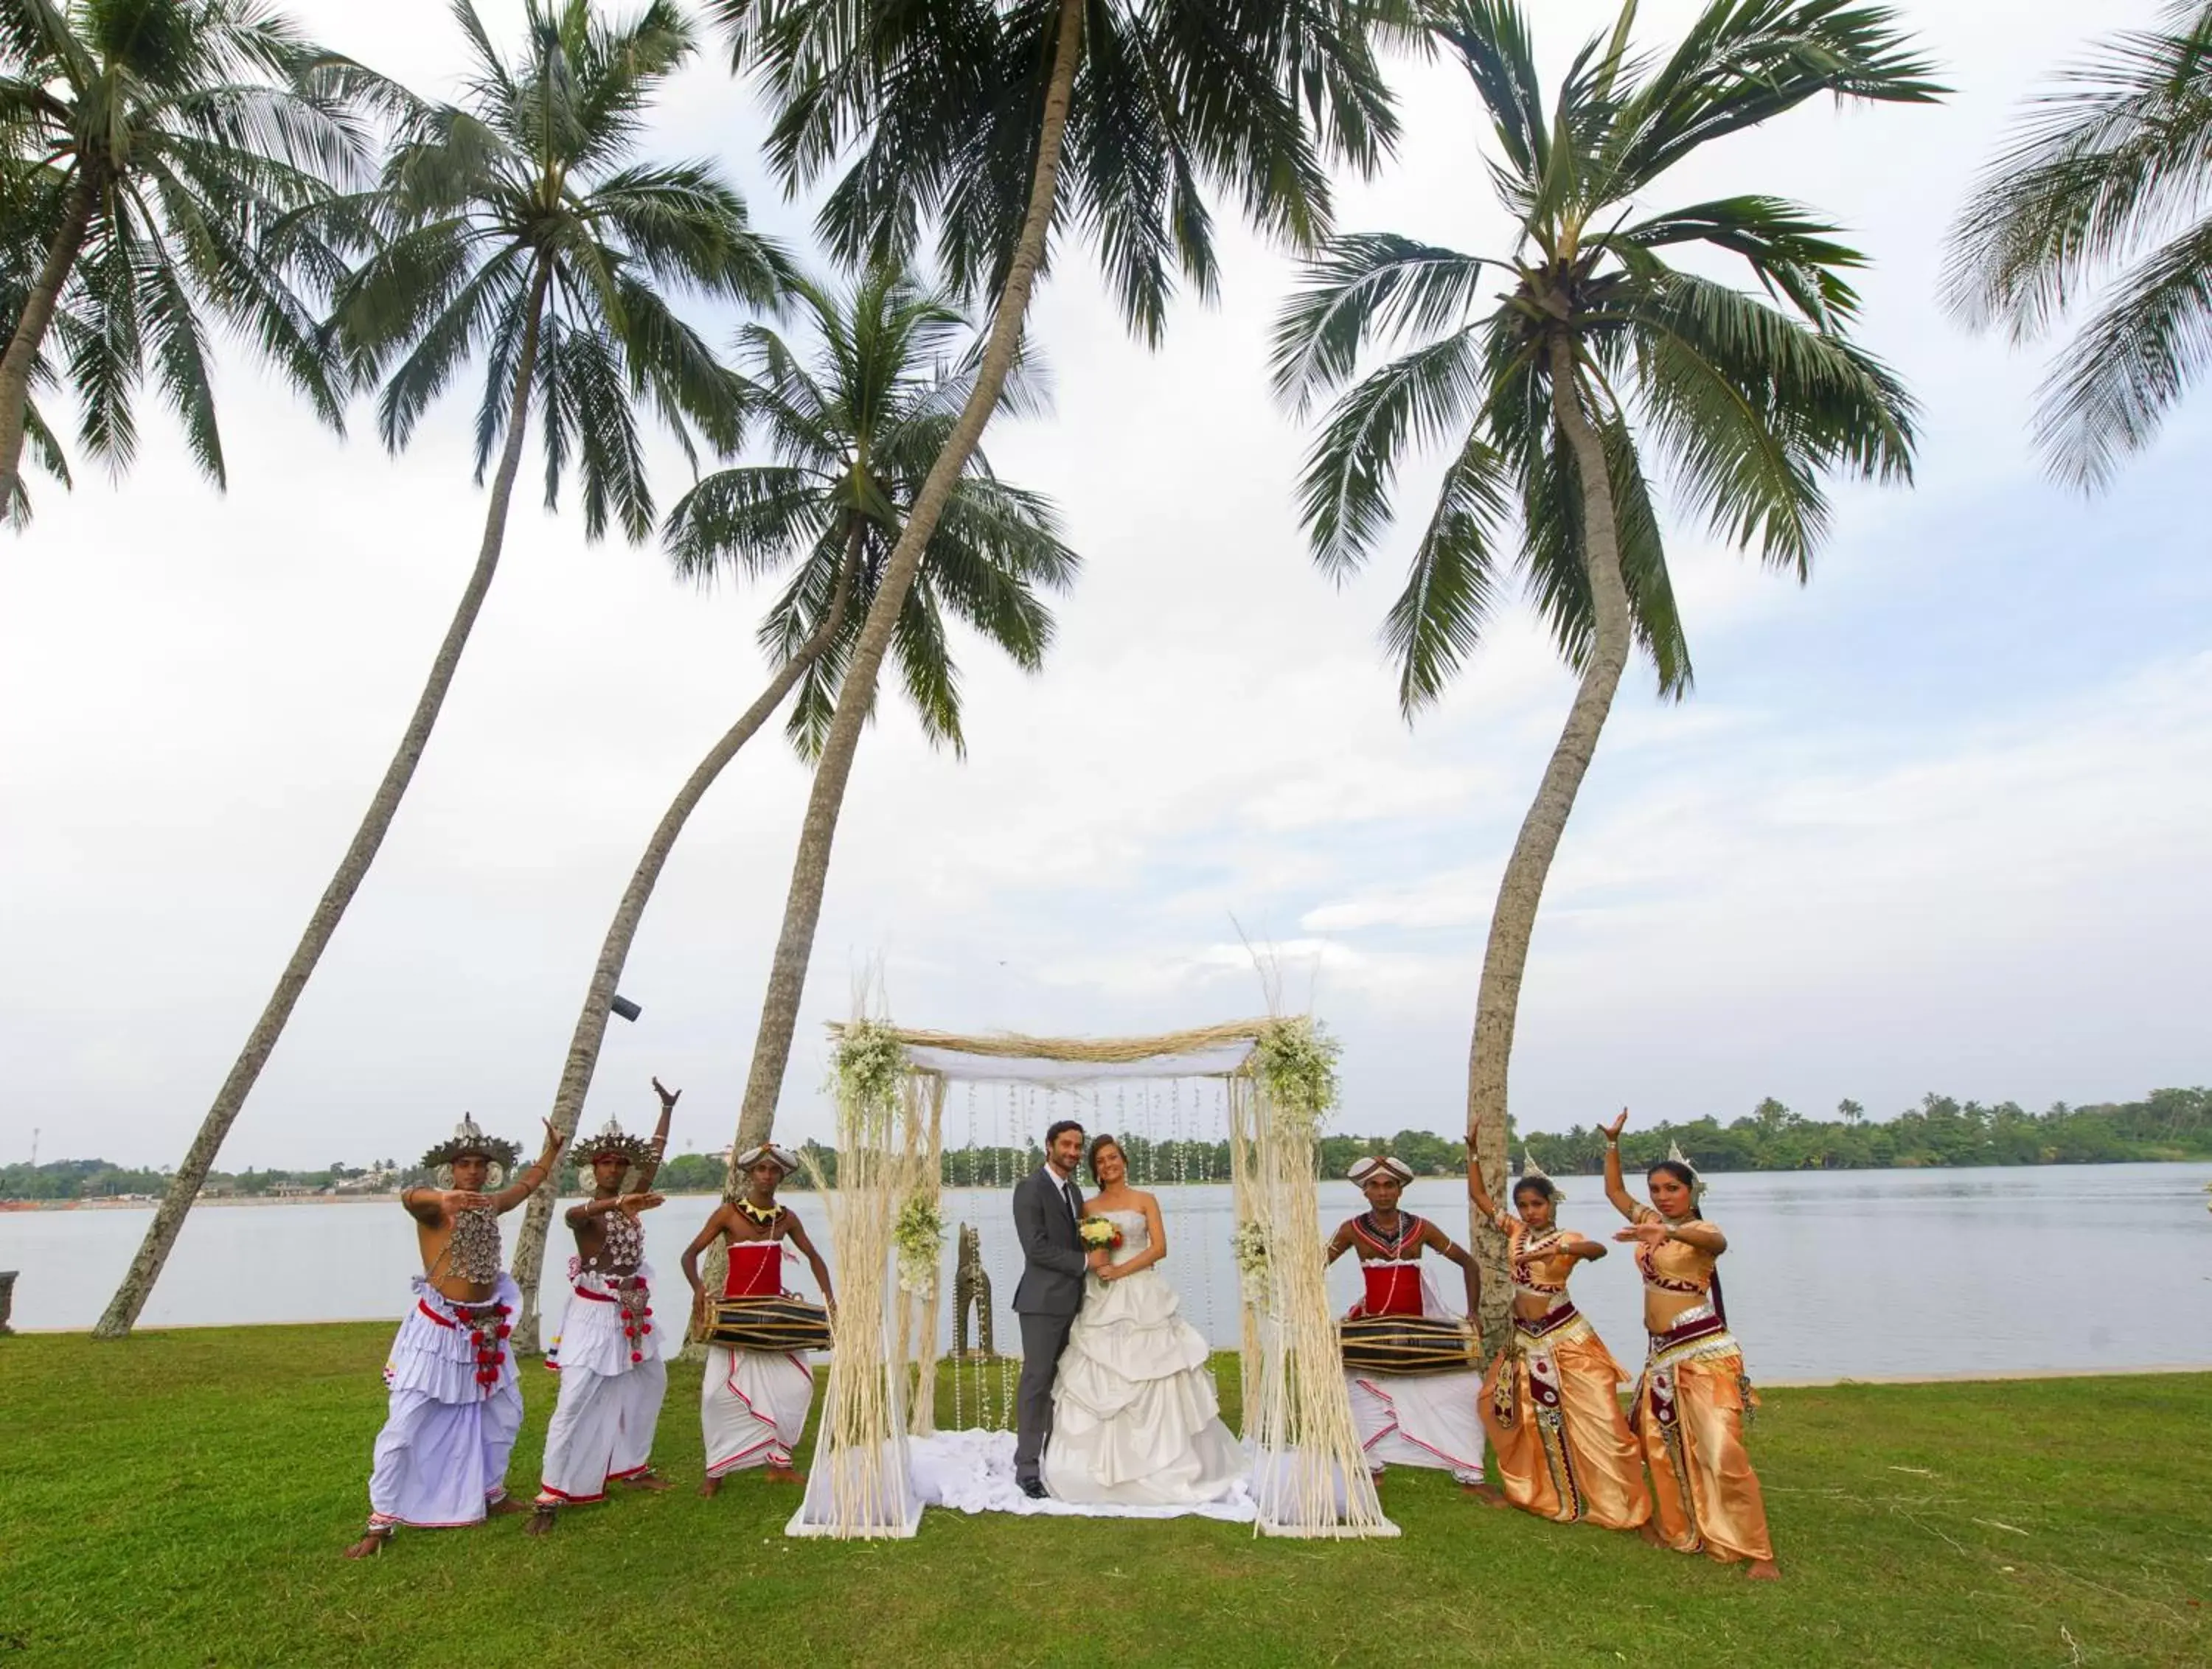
[526, 1079, 678, 1534]
[1326, 1154, 1490, 1491]
[1010, 1119, 1109, 1499]
[682, 1143, 835, 1489]
[345, 1115, 565, 1557]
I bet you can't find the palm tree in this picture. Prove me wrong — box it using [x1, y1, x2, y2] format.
[709, 0, 1403, 1151]
[0, 0, 384, 513]
[93, 0, 787, 1340]
[1270, 0, 1935, 1337]
[0, 158, 77, 522]
[1945, 1, 2212, 489]
[507, 263, 1077, 1351]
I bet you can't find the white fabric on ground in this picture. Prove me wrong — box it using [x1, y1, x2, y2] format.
[702, 1345, 815, 1476]
[1344, 1262, 1486, 1482]
[1041, 1209, 1245, 1508]
[911, 1428, 1256, 1522]
[367, 1275, 524, 1527]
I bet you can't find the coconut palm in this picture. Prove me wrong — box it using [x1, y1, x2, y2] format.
[1945, 0, 2212, 489]
[0, 158, 77, 522]
[93, 0, 787, 1340]
[0, 0, 385, 514]
[507, 264, 1075, 1350]
[709, 0, 1403, 1151]
[1270, 0, 1935, 1337]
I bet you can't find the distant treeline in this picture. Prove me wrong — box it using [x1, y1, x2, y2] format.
[12, 1090, 2206, 1201]
[0, 1157, 414, 1202]
[1526, 1088, 2212, 1175]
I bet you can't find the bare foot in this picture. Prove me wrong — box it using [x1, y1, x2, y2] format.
[1637, 1523, 1667, 1550]
[342, 1528, 392, 1559]
[1460, 1482, 1510, 1509]
[623, 1470, 672, 1493]
[764, 1465, 806, 1485]
[485, 1496, 530, 1518]
[698, 1475, 722, 1499]
[523, 1506, 557, 1538]
[1746, 1558, 1781, 1581]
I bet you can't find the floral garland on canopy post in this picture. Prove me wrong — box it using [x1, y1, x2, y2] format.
[894, 1072, 948, 1436]
[1243, 1016, 1395, 1539]
[787, 1017, 927, 1539]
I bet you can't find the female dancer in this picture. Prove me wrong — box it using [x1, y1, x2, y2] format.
[1043, 1135, 1242, 1505]
[1602, 1109, 1778, 1578]
[1466, 1139, 1649, 1530]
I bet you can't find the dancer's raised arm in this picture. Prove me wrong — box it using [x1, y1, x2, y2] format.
[493, 1120, 566, 1213]
[1601, 1109, 1638, 1222]
[1463, 1133, 1506, 1231]
[634, 1077, 678, 1191]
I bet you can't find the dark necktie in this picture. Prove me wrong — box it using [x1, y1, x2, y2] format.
[1062, 1179, 1082, 1222]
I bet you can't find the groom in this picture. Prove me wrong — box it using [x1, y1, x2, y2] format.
[1010, 1118, 1107, 1499]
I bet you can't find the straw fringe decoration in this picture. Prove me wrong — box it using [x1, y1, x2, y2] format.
[1241, 1034, 1398, 1540]
[785, 1023, 926, 1540]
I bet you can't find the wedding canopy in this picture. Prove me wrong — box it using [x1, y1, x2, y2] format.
[787, 1014, 1397, 1541]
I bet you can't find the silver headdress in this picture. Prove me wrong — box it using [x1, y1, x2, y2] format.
[419, 1113, 520, 1188]
[1518, 1148, 1563, 1200]
[581, 1114, 656, 1172]
[1665, 1140, 1708, 1201]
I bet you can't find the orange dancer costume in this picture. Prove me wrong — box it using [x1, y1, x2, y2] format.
[1604, 1119, 1775, 1573]
[1472, 1154, 1649, 1530]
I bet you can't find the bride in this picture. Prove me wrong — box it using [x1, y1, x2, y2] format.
[1043, 1135, 1243, 1506]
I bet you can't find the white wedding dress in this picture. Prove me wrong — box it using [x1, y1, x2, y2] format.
[1042, 1208, 1243, 1507]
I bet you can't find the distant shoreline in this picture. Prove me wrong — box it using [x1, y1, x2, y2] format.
[0, 1189, 737, 1212]
[5, 1154, 2211, 1210]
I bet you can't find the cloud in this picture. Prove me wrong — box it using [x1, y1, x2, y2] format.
[1, 0, 2203, 1174]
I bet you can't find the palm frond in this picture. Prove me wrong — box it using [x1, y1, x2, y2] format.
[2031, 212, 2212, 490]
[1945, 1, 2212, 341]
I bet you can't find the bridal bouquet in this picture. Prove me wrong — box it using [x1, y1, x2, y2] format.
[1078, 1217, 1124, 1251]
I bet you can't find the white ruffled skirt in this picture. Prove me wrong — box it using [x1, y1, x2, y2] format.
[1043, 1268, 1242, 1506]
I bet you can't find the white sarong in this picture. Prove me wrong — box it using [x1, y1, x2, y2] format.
[536, 1265, 670, 1504]
[1344, 1264, 1487, 1484]
[702, 1345, 815, 1476]
[367, 1275, 524, 1529]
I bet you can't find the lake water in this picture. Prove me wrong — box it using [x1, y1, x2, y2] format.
[6, 1164, 2209, 1381]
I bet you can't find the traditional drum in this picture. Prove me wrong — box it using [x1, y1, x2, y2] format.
[706, 1295, 833, 1353]
[1338, 1313, 1478, 1376]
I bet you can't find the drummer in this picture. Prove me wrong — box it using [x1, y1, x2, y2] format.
[679, 1144, 835, 1492]
[1326, 1154, 1491, 1492]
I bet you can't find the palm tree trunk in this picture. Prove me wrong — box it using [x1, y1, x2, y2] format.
[727, 0, 1087, 1156]
[1463, 334, 1633, 1345]
[91, 258, 555, 1341]
[0, 173, 97, 515]
[507, 522, 866, 1355]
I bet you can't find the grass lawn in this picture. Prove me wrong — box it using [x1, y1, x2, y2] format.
[1, 1328, 2206, 1668]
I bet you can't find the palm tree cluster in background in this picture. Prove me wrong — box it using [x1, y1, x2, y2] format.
[0, 1, 2191, 1343]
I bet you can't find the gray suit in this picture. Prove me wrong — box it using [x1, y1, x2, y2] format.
[1010, 1165, 1088, 1484]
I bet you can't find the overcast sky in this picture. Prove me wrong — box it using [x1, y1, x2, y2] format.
[1, 1, 2204, 1171]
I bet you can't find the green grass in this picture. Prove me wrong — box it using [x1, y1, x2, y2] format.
[1, 1328, 2206, 1668]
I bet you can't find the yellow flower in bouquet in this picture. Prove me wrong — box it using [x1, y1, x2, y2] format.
[1078, 1217, 1124, 1251]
